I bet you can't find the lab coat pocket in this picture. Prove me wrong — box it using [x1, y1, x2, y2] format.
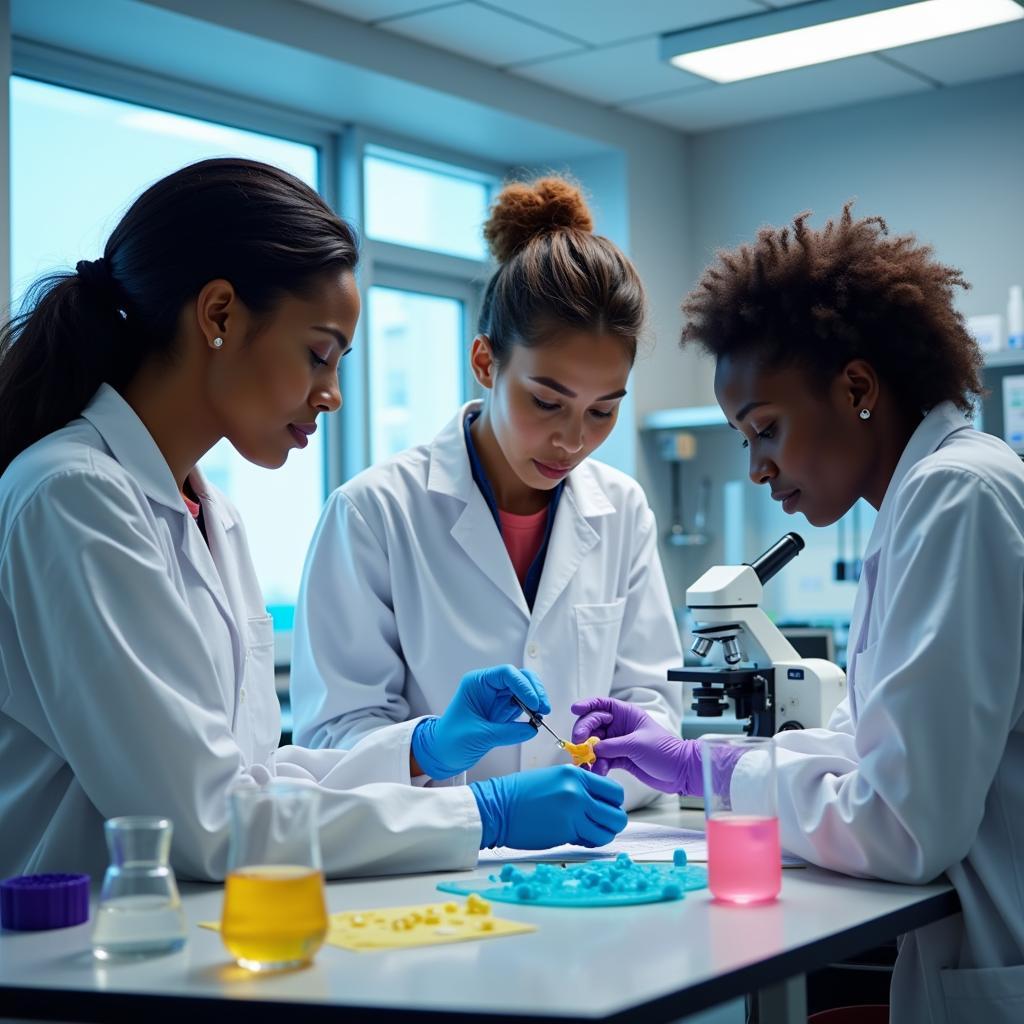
[244, 615, 280, 762]
[940, 963, 1024, 1024]
[575, 599, 626, 697]
[849, 639, 879, 705]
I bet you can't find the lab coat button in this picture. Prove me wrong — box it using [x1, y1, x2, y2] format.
[526, 643, 539, 659]
[239, 688, 247, 702]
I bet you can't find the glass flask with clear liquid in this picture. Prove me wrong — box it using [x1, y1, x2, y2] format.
[220, 783, 328, 972]
[92, 816, 187, 959]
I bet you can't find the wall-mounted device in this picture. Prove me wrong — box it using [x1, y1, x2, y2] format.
[982, 353, 1024, 458]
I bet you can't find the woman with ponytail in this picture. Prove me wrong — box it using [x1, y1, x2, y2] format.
[0, 159, 625, 882]
[290, 176, 681, 814]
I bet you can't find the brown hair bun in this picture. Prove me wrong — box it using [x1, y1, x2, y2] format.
[484, 177, 593, 264]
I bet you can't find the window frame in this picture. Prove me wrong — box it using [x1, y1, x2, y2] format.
[10, 46, 507, 668]
[366, 266, 483, 463]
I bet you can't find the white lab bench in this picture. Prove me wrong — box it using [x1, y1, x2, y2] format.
[0, 804, 957, 1024]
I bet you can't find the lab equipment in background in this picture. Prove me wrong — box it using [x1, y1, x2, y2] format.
[967, 313, 1004, 355]
[778, 627, 837, 664]
[660, 431, 712, 547]
[981, 353, 1024, 457]
[670, 533, 846, 738]
[701, 735, 780, 905]
[1008, 285, 1024, 350]
[220, 784, 328, 972]
[0, 873, 89, 931]
[91, 817, 186, 960]
[1002, 374, 1024, 453]
[833, 502, 862, 582]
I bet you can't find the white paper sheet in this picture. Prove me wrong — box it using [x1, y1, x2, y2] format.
[477, 821, 804, 867]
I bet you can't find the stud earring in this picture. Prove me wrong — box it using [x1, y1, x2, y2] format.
[211, 336, 224, 349]
[859, 408, 871, 421]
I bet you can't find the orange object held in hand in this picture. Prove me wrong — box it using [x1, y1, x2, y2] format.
[564, 736, 599, 767]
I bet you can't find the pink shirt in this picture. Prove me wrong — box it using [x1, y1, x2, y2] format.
[498, 506, 550, 586]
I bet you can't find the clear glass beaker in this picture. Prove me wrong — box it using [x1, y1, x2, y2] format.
[701, 734, 781, 905]
[92, 816, 187, 960]
[220, 783, 328, 972]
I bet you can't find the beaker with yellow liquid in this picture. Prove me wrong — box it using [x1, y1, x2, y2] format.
[221, 784, 327, 971]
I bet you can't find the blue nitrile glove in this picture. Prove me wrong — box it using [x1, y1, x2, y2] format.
[411, 665, 551, 780]
[470, 765, 627, 849]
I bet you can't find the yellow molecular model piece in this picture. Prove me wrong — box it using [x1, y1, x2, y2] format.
[564, 736, 599, 767]
[327, 895, 534, 951]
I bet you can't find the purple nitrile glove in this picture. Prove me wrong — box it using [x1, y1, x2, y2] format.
[572, 698, 749, 798]
[571, 698, 702, 795]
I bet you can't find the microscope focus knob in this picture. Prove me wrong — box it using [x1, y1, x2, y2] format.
[777, 720, 804, 732]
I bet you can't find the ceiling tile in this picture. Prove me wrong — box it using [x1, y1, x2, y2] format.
[383, 2, 580, 65]
[621, 55, 930, 133]
[514, 36, 707, 104]
[295, 0, 441, 22]
[480, 0, 763, 47]
[880, 21, 1024, 87]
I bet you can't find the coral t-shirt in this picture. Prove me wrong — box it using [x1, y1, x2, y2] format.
[498, 506, 550, 586]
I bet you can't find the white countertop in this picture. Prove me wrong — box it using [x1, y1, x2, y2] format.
[0, 803, 957, 1023]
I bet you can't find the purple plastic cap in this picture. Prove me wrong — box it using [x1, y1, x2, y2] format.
[0, 873, 90, 931]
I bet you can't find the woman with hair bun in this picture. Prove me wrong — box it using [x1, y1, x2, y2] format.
[292, 176, 682, 816]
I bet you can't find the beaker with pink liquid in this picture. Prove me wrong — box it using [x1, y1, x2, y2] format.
[700, 734, 780, 905]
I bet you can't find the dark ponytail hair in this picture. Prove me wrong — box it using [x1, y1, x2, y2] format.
[478, 176, 645, 363]
[0, 157, 359, 474]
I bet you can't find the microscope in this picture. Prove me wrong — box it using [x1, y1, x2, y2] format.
[669, 533, 846, 738]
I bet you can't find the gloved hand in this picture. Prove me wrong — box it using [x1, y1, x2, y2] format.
[411, 665, 550, 780]
[571, 697, 702, 795]
[470, 765, 627, 849]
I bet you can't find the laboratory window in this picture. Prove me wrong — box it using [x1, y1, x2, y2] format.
[10, 76, 324, 639]
[363, 144, 492, 261]
[367, 284, 468, 464]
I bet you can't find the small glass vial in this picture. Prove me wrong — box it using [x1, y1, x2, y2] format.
[92, 816, 187, 960]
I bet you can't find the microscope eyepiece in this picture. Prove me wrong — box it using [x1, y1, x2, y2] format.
[690, 636, 713, 659]
[748, 532, 805, 584]
[721, 638, 742, 665]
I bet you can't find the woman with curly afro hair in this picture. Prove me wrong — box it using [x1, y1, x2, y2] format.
[291, 175, 682, 830]
[571, 205, 1024, 1023]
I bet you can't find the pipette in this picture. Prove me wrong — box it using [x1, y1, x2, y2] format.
[509, 693, 567, 749]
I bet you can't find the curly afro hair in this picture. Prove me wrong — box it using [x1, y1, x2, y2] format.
[681, 203, 983, 415]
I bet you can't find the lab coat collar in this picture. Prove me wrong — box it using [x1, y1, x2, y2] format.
[863, 400, 973, 559]
[427, 402, 481, 503]
[80, 384, 237, 533]
[80, 384, 186, 515]
[426, 400, 616, 519]
[564, 461, 617, 519]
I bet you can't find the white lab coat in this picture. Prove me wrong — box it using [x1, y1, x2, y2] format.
[291, 402, 682, 808]
[731, 402, 1024, 1024]
[0, 385, 480, 883]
